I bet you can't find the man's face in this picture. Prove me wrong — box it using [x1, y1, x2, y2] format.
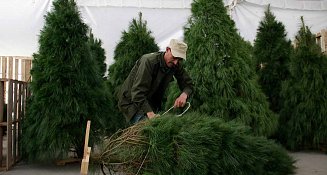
[165, 48, 183, 68]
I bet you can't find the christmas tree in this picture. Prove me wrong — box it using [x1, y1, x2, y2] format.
[254, 5, 292, 113]
[95, 113, 295, 175]
[86, 29, 118, 135]
[87, 30, 107, 79]
[106, 12, 159, 129]
[22, 0, 111, 160]
[108, 12, 159, 89]
[278, 17, 327, 150]
[167, 0, 277, 136]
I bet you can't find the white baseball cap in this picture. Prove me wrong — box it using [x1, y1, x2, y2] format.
[168, 39, 188, 60]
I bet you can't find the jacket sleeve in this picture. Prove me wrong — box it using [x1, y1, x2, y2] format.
[174, 66, 193, 97]
[130, 57, 153, 114]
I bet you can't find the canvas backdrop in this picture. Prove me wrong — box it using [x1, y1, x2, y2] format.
[0, 0, 326, 67]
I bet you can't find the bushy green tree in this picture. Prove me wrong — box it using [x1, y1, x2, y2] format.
[86, 30, 118, 135]
[167, 0, 277, 136]
[97, 113, 295, 175]
[22, 0, 111, 161]
[278, 17, 327, 150]
[108, 12, 159, 88]
[254, 5, 292, 113]
[88, 30, 107, 79]
[106, 12, 159, 129]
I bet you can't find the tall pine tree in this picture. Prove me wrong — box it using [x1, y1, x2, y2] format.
[106, 12, 159, 129]
[167, 0, 277, 136]
[254, 5, 292, 113]
[108, 12, 159, 89]
[278, 17, 327, 150]
[22, 0, 111, 160]
[86, 29, 118, 135]
[88, 30, 107, 79]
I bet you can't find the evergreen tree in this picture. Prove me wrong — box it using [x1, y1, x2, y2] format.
[88, 30, 107, 79]
[254, 5, 292, 113]
[108, 12, 159, 89]
[22, 0, 111, 161]
[278, 17, 327, 150]
[167, 0, 277, 136]
[106, 12, 159, 129]
[96, 113, 295, 175]
[86, 29, 118, 135]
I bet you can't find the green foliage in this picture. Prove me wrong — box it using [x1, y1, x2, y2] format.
[98, 112, 295, 175]
[87, 30, 107, 79]
[106, 12, 159, 129]
[278, 17, 327, 150]
[22, 0, 112, 161]
[254, 5, 292, 112]
[167, 0, 277, 136]
[107, 12, 159, 89]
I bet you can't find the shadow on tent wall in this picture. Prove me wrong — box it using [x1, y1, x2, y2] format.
[0, 56, 31, 171]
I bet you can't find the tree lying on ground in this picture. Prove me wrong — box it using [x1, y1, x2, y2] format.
[94, 113, 295, 175]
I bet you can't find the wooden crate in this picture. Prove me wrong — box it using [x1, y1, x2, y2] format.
[0, 79, 29, 171]
[316, 29, 327, 55]
[0, 56, 32, 82]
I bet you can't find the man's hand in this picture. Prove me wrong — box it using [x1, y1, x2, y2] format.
[147, 111, 156, 119]
[174, 92, 188, 108]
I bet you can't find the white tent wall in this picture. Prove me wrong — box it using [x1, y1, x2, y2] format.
[230, 0, 327, 43]
[0, 0, 326, 69]
[79, 5, 190, 65]
[0, 0, 52, 57]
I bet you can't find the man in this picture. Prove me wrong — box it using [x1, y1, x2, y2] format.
[118, 39, 193, 124]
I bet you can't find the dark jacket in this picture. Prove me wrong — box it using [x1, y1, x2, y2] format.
[117, 52, 193, 121]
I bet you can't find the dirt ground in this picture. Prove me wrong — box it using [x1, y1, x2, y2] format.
[0, 151, 326, 175]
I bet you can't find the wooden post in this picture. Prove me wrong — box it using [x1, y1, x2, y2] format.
[12, 81, 18, 163]
[0, 81, 4, 166]
[323, 29, 327, 54]
[1, 58, 7, 103]
[17, 83, 22, 160]
[15, 59, 18, 80]
[8, 58, 13, 80]
[21, 60, 25, 82]
[80, 120, 91, 175]
[7, 80, 13, 169]
[80, 147, 91, 175]
[25, 60, 32, 82]
[1, 57, 7, 79]
[83, 121, 91, 159]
